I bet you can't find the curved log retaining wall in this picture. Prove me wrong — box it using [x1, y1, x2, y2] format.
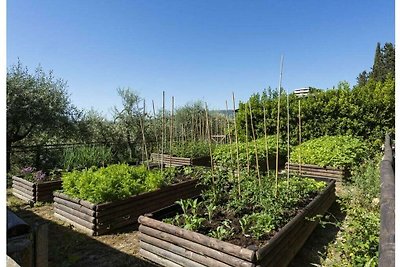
[379, 134, 395, 267]
[12, 176, 62, 203]
[138, 178, 336, 267]
[151, 153, 211, 167]
[54, 179, 203, 236]
[285, 163, 347, 182]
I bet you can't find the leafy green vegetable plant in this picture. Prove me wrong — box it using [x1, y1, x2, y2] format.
[290, 135, 367, 168]
[213, 136, 286, 171]
[62, 164, 166, 203]
[165, 168, 326, 243]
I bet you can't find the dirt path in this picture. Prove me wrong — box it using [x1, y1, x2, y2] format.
[7, 190, 156, 267]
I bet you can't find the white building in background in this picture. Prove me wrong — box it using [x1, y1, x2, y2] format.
[294, 87, 310, 97]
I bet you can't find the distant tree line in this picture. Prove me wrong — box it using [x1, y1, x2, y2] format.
[7, 63, 229, 171]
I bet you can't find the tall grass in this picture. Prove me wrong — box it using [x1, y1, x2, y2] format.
[63, 145, 113, 170]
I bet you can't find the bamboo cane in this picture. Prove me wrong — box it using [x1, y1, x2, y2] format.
[138, 100, 149, 170]
[232, 92, 241, 197]
[169, 97, 174, 167]
[248, 101, 261, 187]
[263, 105, 270, 173]
[161, 91, 165, 173]
[286, 88, 290, 188]
[204, 103, 214, 182]
[244, 103, 250, 174]
[275, 56, 284, 197]
[152, 100, 160, 167]
[225, 100, 233, 165]
[299, 99, 302, 176]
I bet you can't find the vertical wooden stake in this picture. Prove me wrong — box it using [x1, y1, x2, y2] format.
[299, 99, 302, 175]
[286, 89, 290, 188]
[249, 101, 261, 187]
[204, 103, 214, 182]
[225, 100, 233, 165]
[275, 55, 284, 197]
[138, 99, 149, 170]
[152, 100, 160, 166]
[169, 96, 174, 167]
[161, 91, 165, 173]
[232, 92, 241, 197]
[263, 105, 270, 173]
[244, 103, 250, 174]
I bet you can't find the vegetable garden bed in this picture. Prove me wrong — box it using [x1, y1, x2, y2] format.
[151, 153, 211, 167]
[53, 179, 203, 236]
[12, 176, 62, 203]
[138, 178, 336, 267]
[285, 163, 349, 182]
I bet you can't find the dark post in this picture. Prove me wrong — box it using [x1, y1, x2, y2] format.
[379, 134, 395, 267]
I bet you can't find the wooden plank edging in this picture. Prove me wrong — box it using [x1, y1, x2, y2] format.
[256, 179, 335, 260]
[138, 216, 256, 262]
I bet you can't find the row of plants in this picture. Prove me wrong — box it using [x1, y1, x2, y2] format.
[61, 164, 207, 204]
[212, 135, 287, 170]
[321, 155, 381, 266]
[165, 140, 214, 158]
[62, 145, 114, 170]
[289, 135, 367, 169]
[163, 169, 326, 246]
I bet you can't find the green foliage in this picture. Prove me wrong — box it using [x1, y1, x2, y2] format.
[7, 61, 79, 171]
[62, 164, 165, 203]
[169, 141, 213, 158]
[165, 168, 326, 242]
[350, 154, 381, 203]
[290, 135, 367, 168]
[213, 136, 286, 170]
[236, 47, 394, 152]
[321, 156, 381, 267]
[62, 145, 114, 170]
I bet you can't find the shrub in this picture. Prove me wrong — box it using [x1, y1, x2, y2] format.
[290, 135, 367, 168]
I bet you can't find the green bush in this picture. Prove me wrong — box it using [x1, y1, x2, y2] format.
[63, 145, 113, 170]
[213, 136, 287, 170]
[62, 164, 164, 203]
[290, 135, 367, 168]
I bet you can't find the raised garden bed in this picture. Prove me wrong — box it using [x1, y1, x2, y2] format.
[285, 163, 349, 182]
[138, 178, 336, 267]
[53, 179, 203, 236]
[151, 153, 211, 167]
[12, 176, 62, 203]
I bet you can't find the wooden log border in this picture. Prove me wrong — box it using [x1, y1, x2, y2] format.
[53, 179, 203, 236]
[285, 163, 348, 182]
[151, 153, 211, 167]
[138, 178, 336, 267]
[11, 176, 62, 203]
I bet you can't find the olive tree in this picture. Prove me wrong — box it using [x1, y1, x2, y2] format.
[7, 61, 77, 170]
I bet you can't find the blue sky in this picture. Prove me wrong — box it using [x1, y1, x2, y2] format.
[7, 0, 395, 117]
